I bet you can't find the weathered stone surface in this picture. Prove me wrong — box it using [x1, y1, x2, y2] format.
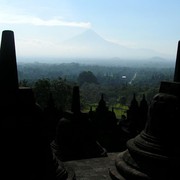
[64, 153, 119, 180]
[110, 41, 180, 180]
[0, 30, 69, 180]
[53, 86, 107, 162]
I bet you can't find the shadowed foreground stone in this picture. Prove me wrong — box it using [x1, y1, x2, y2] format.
[52, 86, 107, 161]
[0, 30, 69, 180]
[64, 153, 119, 180]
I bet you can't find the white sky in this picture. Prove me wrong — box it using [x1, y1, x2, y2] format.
[0, 0, 180, 60]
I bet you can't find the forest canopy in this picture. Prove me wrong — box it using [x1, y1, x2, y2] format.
[18, 61, 174, 113]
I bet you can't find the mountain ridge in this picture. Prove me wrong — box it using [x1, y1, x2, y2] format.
[60, 29, 172, 59]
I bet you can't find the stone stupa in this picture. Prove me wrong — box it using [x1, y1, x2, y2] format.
[109, 41, 180, 180]
[0, 30, 68, 180]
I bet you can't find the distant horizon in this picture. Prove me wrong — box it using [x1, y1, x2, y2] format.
[17, 56, 176, 69]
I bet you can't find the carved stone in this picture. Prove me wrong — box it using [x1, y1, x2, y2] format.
[110, 41, 180, 180]
[0, 30, 69, 180]
[52, 86, 107, 161]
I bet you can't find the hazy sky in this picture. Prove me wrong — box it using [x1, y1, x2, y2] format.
[0, 0, 180, 59]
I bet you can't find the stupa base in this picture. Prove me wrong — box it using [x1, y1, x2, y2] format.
[109, 150, 150, 180]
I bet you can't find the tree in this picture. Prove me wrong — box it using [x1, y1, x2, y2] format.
[80, 82, 101, 107]
[78, 71, 98, 86]
[51, 78, 73, 110]
[34, 78, 51, 108]
[33, 78, 73, 110]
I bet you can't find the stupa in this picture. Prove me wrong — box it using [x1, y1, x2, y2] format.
[109, 41, 180, 179]
[0, 30, 68, 180]
[90, 94, 118, 152]
[52, 86, 107, 161]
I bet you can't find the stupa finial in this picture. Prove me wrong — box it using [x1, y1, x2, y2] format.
[174, 41, 180, 82]
[0, 30, 19, 92]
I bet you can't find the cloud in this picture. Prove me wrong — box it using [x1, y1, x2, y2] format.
[0, 12, 91, 28]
